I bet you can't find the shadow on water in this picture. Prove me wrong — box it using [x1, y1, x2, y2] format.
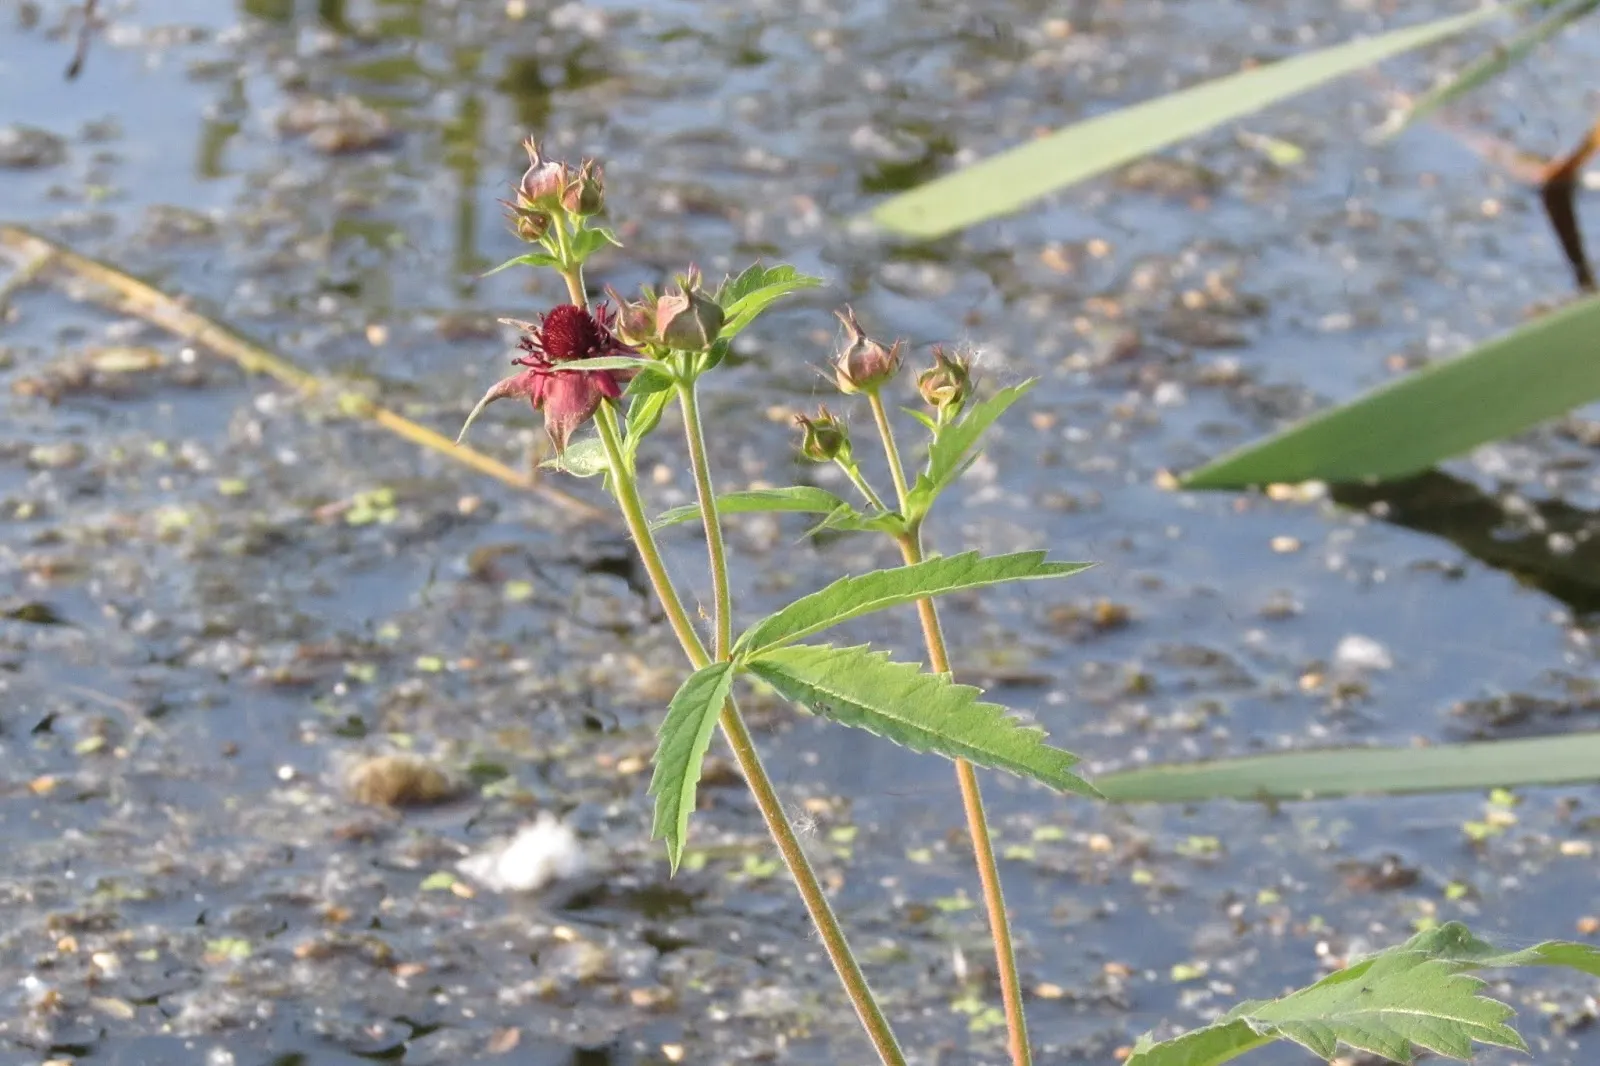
[1333, 469, 1600, 617]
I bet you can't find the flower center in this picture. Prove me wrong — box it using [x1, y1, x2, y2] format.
[539, 304, 602, 362]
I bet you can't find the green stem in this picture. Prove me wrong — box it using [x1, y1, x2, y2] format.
[866, 392, 912, 506]
[552, 216, 586, 305]
[867, 392, 1031, 1066]
[591, 403, 908, 1066]
[835, 457, 889, 512]
[897, 532, 1032, 1066]
[677, 381, 733, 659]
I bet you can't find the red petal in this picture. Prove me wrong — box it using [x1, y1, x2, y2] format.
[539, 372, 604, 453]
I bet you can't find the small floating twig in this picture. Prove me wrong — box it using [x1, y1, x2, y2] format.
[0, 224, 608, 522]
[65, 0, 100, 81]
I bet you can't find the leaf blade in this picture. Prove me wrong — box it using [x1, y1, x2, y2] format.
[652, 486, 853, 530]
[1094, 731, 1600, 803]
[867, 4, 1518, 238]
[1182, 290, 1600, 487]
[745, 644, 1097, 797]
[907, 380, 1036, 519]
[1128, 949, 1525, 1066]
[735, 550, 1091, 655]
[717, 264, 823, 339]
[648, 661, 737, 871]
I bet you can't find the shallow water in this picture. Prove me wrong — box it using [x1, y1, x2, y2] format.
[3, 1, 1600, 1064]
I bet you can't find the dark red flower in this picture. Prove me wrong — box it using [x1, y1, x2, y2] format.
[456, 303, 637, 454]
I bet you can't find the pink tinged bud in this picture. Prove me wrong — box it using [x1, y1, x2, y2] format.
[832, 306, 903, 395]
[455, 303, 638, 455]
[654, 282, 724, 352]
[917, 344, 972, 416]
[518, 138, 572, 211]
[561, 159, 606, 217]
[501, 199, 551, 243]
[794, 406, 850, 463]
[604, 285, 656, 348]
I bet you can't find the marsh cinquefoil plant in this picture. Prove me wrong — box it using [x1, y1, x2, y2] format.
[459, 138, 1600, 1066]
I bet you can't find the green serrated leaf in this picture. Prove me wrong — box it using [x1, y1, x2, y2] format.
[540, 435, 609, 477]
[715, 261, 774, 307]
[716, 263, 823, 339]
[907, 380, 1036, 520]
[648, 661, 737, 871]
[735, 550, 1090, 655]
[745, 644, 1096, 797]
[653, 486, 853, 530]
[805, 505, 908, 539]
[1129, 948, 1526, 1066]
[1399, 921, 1600, 979]
[481, 252, 560, 277]
[569, 226, 623, 262]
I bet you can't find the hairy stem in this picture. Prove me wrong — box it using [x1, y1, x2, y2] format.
[591, 403, 908, 1066]
[867, 392, 912, 506]
[677, 381, 733, 658]
[898, 532, 1032, 1066]
[867, 392, 1031, 1066]
[836, 457, 889, 512]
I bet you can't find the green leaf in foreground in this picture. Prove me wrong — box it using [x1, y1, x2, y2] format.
[734, 550, 1091, 655]
[716, 263, 823, 339]
[1094, 731, 1600, 803]
[1183, 290, 1600, 488]
[1386, 0, 1600, 137]
[745, 644, 1096, 797]
[648, 661, 737, 871]
[653, 486, 852, 530]
[1401, 921, 1600, 980]
[867, 3, 1517, 238]
[1128, 949, 1524, 1066]
[907, 380, 1035, 519]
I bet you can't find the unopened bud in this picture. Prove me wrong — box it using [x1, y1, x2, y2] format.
[794, 406, 850, 463]
[518, 137, 571, 211]
[917, 345, 971, 417]
[656, 267, 724, 351]
[561, 159, 606, 217]
[605, 285, 656, 348]
[832, 306, 903, 395]
[507, 205, 551, 243]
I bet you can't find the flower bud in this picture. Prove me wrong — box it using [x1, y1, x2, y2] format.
[655, 267, 724, 351]
[794, 406, 850, 463]
[605, 285, 656, 348]
[517, 137, 571, 211]
[561, 159, 606, 217]
[504, 202, 551, 243]
[917, 345, 971, 417]
[832, 307, 903, 395]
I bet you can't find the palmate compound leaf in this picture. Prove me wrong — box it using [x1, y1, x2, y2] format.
[652, 485, 853, 530]
[648, 660, 737, 871]
[906, 380, 1036, 521]
[1127, 948, 1526, 1066]
[733, 550, 1092, 656]
[744, 644, 1097, 798]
